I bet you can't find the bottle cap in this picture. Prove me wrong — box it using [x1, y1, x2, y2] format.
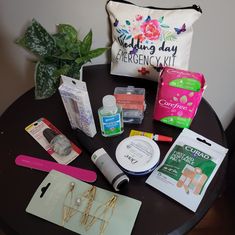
[113, 174, 129, 191]
[102, 95, 117, 112]
[153, 134, 173, 142]
[43, 128, 57, 143]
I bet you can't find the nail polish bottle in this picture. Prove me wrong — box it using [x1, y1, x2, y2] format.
[43, 128, 72, 156]
[98, 95, 124, 137]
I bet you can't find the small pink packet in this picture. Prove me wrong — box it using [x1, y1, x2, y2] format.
[153, 67, 206, 128]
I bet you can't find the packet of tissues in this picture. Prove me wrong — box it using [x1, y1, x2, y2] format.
[153, 66, 206, 128]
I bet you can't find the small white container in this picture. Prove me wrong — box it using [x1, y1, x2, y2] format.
[115, 136, 160, 175]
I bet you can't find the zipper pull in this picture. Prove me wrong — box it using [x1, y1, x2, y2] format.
[192, 4, 202, 13]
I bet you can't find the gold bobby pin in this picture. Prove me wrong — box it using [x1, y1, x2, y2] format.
[62, 182, 81, 225]
[80, 185, 97, 226]
[85, 195, 118, 235]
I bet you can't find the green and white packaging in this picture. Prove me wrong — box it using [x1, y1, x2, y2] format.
[146, 128, 228, 212]
[26, 170, 141, 235]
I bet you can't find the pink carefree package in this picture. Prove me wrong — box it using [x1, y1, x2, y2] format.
[153, 66, 206, 128]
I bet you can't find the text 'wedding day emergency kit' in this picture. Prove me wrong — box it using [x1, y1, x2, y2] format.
[106, 0, 202, 80]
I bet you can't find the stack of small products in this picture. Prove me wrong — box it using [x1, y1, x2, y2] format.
[114, 86, 146, 124]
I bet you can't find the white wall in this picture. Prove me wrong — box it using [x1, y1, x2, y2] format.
[1, 0, 235, 129]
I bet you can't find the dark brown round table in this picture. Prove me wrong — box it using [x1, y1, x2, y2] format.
[0, 64, 227, 235]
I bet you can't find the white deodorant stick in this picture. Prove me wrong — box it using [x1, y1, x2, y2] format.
[91, 148, 129, 191]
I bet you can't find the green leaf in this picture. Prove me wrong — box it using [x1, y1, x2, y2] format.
[53, 64, 71, 78]
[80, 30, 92, 56]
[164, 31, 177, 41]
[158, 16, 164, 23]
[75, 47, 108, 65]
[57, 24, 78, 43]
[87, 48, 108, 60]
[34, 61, 59, 99]
[66, 41, 80, 51]
[74, 56, 88, 65]
[66, 62, 82, 79]
[16, 19, 56, 57]
[160, 24, 170, 28]
[53, 24, 78, 55]
[15, 35, 27, 47]
[65, 41, 82, 58]
[53, 52, 74, 60]
[52, 41, 82, 60]
[52, 33, 67, 54]
[53, 30, 81, 59]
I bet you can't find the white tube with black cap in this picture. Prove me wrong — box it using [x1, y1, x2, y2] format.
[91, 148, 129, 191]
[74, 128, 129, 191]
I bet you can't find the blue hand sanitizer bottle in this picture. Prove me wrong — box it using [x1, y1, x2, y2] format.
[98, 95, 124, 137]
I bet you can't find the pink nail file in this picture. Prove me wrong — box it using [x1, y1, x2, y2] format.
[15, 155, 97, 183]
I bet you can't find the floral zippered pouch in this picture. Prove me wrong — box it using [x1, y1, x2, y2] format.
[106, 0, 202, 81]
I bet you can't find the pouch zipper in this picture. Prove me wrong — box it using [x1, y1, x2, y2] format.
[108, 0, 202, 13]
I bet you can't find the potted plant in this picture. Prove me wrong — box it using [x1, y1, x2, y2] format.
[16, 19, 108, 99]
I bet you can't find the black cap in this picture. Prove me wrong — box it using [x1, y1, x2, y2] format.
[74, 128, 99, 154]
[43, 128, 57, 143]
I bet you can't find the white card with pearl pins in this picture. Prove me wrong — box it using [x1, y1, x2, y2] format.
[26, 170, 142, 235]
